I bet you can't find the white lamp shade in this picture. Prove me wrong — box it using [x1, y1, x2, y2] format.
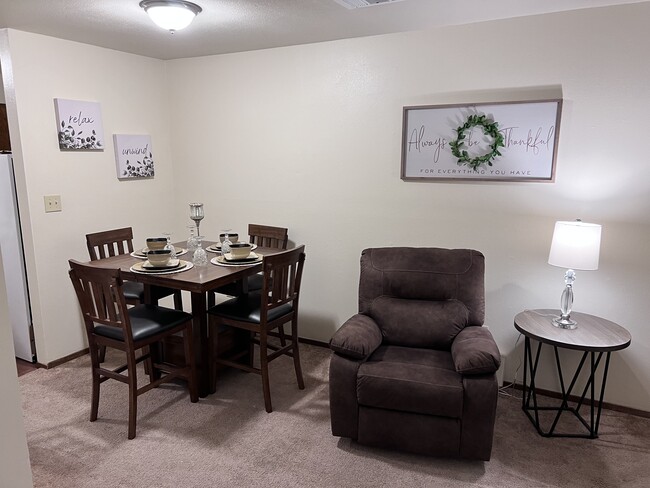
[548, 220, 602, 270]
[141, 1, 202, 31]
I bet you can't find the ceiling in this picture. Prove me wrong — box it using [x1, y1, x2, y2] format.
[0, 0, 645, 60]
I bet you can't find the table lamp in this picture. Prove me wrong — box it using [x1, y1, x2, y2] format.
[548, 219, 602, 329]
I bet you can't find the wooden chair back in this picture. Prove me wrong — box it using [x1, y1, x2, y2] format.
[68, 260, 134, 346]
[86, 227, 135, 261]
[248, 224, 288, 250]
[260, 245, 305, 322]
[68, 259, 133, 347]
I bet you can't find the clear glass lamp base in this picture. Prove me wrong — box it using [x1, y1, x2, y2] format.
[554, 270, 578, 329]
[552, 316, 578, 329]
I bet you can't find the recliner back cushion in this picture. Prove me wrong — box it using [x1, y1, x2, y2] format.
[359, 247, 485, 326]
[370, 296, 469, 348]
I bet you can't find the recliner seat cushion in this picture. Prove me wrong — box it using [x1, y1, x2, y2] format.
[357, 345, 463, 418]
[369, 297, 469, 348]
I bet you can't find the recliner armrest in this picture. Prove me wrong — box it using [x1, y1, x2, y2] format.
[451, 326, 501, 375]
[329, 314, 383, 361]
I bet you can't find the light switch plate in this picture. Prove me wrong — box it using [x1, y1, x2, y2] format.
[44, 195, 62, 212]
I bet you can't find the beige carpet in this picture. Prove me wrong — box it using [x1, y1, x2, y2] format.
[19, 344, 650, 488]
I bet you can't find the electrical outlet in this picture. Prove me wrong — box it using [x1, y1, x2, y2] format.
[44, 195, 62, 213]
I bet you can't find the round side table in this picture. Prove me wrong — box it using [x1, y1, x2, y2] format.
[514, 309, 631, 438]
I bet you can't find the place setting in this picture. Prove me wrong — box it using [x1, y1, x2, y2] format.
[130, 236, 187, 259]
[211, 241, 263, 267]
[206, 232, 257, 254]
[130, 242, 194, 275]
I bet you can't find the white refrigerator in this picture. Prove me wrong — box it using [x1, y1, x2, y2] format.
[0, 153, 34, 362]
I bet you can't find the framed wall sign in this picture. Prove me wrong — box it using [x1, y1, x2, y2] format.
[113, 134, 155, 179]
[401, 99, 562, 182]
[54, 98, 104, 150]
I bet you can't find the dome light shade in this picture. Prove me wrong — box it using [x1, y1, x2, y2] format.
[140, 1, 202, 32]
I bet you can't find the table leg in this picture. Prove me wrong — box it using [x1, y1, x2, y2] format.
[522, 340, 608, 438]
[594, 352, 612, 435]
[522, 337, 528, 411]
[522, 339, 543, 431]
[190, 291, 211, 397]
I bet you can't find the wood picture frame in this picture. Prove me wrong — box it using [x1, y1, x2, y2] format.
[401, 99, 562, 182]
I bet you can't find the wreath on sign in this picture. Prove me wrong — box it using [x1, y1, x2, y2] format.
[449, 114, 505, 170]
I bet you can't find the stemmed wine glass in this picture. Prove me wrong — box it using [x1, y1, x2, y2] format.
[221, 228, 232, 256]
[192, 236, 208, 266]
[186, 224, 198, 252]
[189, 203, 204, 236]
[162, 232, 177, 259]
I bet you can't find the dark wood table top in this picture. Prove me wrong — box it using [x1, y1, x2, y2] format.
[514, 309, 631, 352]
[84, 240, 278, 294]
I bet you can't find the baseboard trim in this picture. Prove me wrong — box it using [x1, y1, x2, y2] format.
[507, 382, 650, 419]
[298, 336, 329, 348]
[45, 348, 89, 369]
[42, 336, 329, 369]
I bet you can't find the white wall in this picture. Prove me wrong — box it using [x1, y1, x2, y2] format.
[166, 3, 650, 411]
[1, 29, 172, 363]
[0, 247, 34, 488]
[3, 3, 650, 411]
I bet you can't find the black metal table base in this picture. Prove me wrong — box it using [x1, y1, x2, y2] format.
[522, 337, 612, 438]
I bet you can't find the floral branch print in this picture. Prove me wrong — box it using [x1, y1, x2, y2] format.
[58, 121, 103, 150]
[122, 152, 155, 178]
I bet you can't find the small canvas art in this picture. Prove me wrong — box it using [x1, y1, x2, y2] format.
[113, 134, 155, 179]
[54, 99, 104, 150]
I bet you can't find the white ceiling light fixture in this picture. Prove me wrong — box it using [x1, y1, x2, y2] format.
[140, 0, 202, 32]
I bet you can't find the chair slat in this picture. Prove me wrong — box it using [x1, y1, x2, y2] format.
[86, 227, 135, 262]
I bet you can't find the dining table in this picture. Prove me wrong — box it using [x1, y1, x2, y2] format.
[84, 239, 277, 397]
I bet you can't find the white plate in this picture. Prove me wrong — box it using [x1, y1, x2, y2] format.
[211, 255, 263, 267]
[130, 260, 194, 274]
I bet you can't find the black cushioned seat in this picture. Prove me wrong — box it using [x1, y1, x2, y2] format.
[122, 281, 145, 302]
[210, 292, 293, 324]
[246, 273, 263, 292]
[95, 305, 193, 342]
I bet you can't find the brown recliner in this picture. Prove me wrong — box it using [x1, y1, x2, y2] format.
[329, 248, 501, 461]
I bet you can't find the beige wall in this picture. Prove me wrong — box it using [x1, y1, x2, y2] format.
[0, 248, 34, 488]
[2, 3, 650, 411]
[2, 29, 173, 363]
[166, 3, 650, 411]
